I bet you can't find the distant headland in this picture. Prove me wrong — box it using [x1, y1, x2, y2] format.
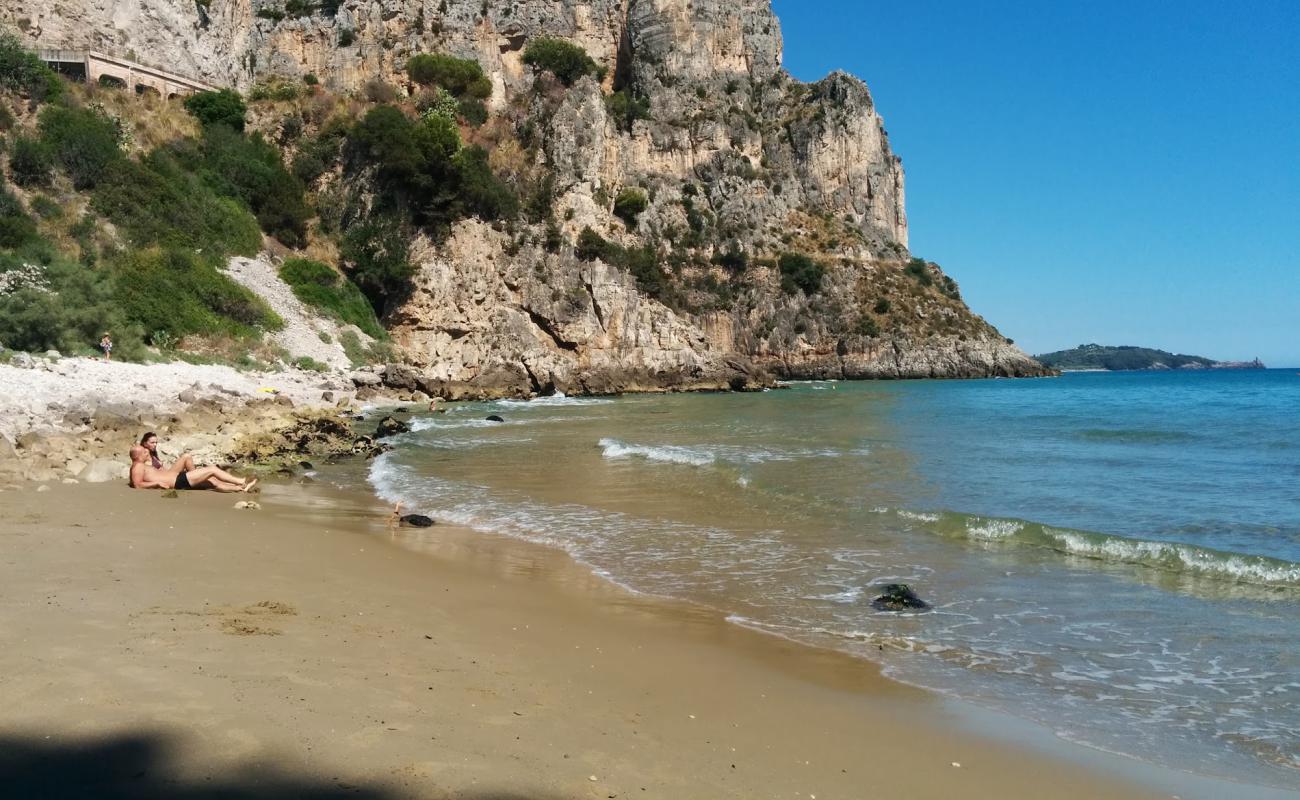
[1035, 344, 1265, 372]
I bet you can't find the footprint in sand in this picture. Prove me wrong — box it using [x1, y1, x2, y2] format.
[220, 618, 281, 636]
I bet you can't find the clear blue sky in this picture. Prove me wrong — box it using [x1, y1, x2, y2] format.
[772, 0, 1299, 366]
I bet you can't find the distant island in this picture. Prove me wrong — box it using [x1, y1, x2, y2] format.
[1035, 344, 1266, 371]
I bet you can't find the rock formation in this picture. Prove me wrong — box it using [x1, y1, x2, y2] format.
[8, 0, 1051, 395]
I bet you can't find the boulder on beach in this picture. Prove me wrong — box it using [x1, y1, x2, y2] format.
[871, 584, 931, 612]
[485, 415, 505, 423]
[78, 458, 129, 483]
[400, 514, 435, 528]
[374, 415, 411, 438]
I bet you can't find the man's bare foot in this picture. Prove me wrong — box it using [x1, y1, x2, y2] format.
[242, 478, 259, 493]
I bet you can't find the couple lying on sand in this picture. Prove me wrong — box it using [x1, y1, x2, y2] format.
[128, 432, 258, 493]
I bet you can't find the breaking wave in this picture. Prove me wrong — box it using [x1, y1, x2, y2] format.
[898, 510, 1300, 590]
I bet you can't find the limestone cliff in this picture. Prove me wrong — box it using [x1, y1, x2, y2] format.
[7, 0, 1049, 394]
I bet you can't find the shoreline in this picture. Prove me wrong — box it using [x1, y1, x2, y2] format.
[2, 478, 1290, 798]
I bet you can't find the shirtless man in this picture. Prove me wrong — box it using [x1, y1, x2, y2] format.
[129, 439, 257, 493]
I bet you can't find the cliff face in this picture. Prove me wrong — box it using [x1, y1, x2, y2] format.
[8, 0, 1049, 393]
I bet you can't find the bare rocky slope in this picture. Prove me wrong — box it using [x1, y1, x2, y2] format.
[8, 0, 1050, 395]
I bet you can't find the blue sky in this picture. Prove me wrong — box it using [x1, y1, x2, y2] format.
[772, 0, 1299, 365]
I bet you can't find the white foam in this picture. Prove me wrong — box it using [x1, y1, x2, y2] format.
[966, 518, 1025, 540]
[494, 393, 614, 408]
[598, 438, 716, 467]
[897, 509, 942, 523]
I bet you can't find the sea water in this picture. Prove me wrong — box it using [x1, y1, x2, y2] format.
[367, 370, 1300, 789]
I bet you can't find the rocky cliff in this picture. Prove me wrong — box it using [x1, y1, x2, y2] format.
[8, 0, 1050, 395]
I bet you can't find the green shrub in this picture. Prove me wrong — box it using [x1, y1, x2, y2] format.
[0, 102, 14, 130]
[347, 105, 514, 233]
[873, 297, 891, 314]
[303, 73, 319, 86]
[178, 125, 309, 246]
[713, 247, 747, 272]
[613, 187, 648, 226]
[92, 150, 262, 257]
[338, 28, 356, 47]
[341, 216, 413, 316]
[853, 314, 880, 337]
[0, 180, 38, 249]
[575, 227, 669, 301]
[904, 257, 933, 287]
[777, 252, 824, 295]
[348, 105, 460, 208]
[605, 90, 650, 132]
[0, 251, 144, 359]
[452, 145, 518, 221]
[291, 129, 343, 183]
[38, 105, 123, 189]
[114, 247, 281, 340]
[0, 30, 63, 103]
[522, 38, 602, 86]
[406, 53, 491, 98]
[457, 96, 488, 126]
[279, 257, 386, 339]
[9, 135, 53, 186]
[183, 89, 247, 131]
[29, 194, 60, 220]
[293, 355, 329, 372]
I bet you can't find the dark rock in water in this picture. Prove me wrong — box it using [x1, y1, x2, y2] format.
[871, 584, 930, 612]
[395, 407, 409, 413]
[353, 415, 365, 422]
[276, 467, 295, 476]
[298, 461, 314, 470]
[375, 415, 411, 438]
[401, 514, 435, 528]
[485, 415, 505, 423]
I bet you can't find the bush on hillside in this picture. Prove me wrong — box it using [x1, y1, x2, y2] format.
[605, 90, 650, 132]
[92, 150, 262, 257]
[8, 134, 53, 186]
[340, 216, 413, 317]
[183, 89, 247, 131]
[176, 125, 310, 246]
[522, 38, 602, 86]
[279, 257, 386, 339]
[0, 250, 145, 359]
[778, 252, 824, 295]
[452, 145, 519, 221]
[0, 180, 39, 249]
[348, 105, 459, 204]
[406, 53, 492, 98]
[0, 30, 63, 103]
[347, 106, 516, 234]
[904, 257, 934, 287]
[575, 227, 669, 301]
[114, 247, 281, 340]
[613, 187, 648, 226]
[37, 105, 123, 189]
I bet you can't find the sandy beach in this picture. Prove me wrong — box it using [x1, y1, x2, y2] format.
[0, 479, 1180, 799]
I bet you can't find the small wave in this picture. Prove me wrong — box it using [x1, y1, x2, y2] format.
[908, 511, 1300, 590]
[494, 393, 614, 408]
[598, 438, 715, 466]
[897, 509, 942, 523]
[1075, 428, 1197, 444]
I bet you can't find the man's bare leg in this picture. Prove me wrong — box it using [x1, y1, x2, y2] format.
[162, 454, 196, 479]
[184, 466, 249, 487]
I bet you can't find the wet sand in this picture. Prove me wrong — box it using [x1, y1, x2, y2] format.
[0, 482, 1175, 798]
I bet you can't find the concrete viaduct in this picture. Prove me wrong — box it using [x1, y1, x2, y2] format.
[38, 50, 217, 98]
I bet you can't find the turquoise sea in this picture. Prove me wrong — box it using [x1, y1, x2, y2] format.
[367, 369, 1300, 789]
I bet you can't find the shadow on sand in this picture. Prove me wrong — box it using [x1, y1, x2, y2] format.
[0, 730, 572, 799]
